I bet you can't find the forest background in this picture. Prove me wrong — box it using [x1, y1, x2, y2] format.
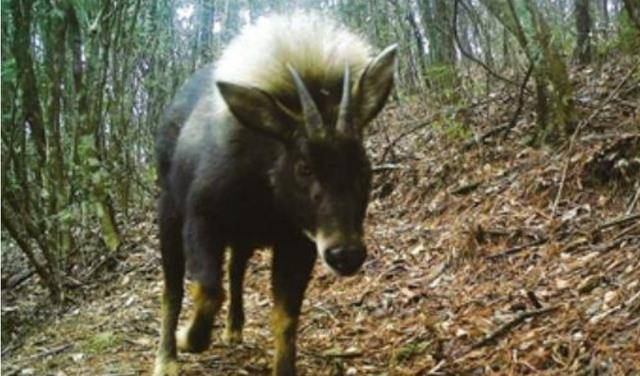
[2, 0, 639, 374]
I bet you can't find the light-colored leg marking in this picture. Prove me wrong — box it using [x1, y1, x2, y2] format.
[175, 325, 190, 351]
[272, 303, 298, 375]
[153, 355, 179, 376]
[177, 282, 223, 352]
[223, 325, 243, 345]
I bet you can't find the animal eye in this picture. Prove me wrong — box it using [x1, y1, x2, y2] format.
[296, 161, 312, 178]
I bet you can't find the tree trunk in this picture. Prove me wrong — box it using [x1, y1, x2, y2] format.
[2, 206, 62, 302]
[433, 0, 456, 65]
[68, 1, 122, 253]
[623, 0, 640, 31]
[525, 1, 577, 142]
[575, 0, 592, 64]
[10, 0, 46, 176]
[601, 0, 609, 36]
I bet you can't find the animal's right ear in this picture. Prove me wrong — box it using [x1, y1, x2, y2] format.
[216, 81, 294, 142]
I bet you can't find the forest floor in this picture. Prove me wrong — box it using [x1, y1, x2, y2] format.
[2, 57, 639, 375]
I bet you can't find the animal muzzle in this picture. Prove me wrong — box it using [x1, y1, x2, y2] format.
[323, 244, 366, 276]
[306, 230, 367, 276]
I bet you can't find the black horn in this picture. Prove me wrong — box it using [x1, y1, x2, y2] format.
[287, 64, 326, 139]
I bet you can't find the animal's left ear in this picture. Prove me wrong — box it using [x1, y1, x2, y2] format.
[353, 44, 397, 127]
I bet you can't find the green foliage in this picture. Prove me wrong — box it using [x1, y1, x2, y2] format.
[423, 64, 460, 103]
[390, 339, 431, 365]
[443, 119, 472, 142]
[83, 331, 121, 353]
[1, 58, 16, 83]
[617, 10, 640, 54]
[432, 107, 472, 143]
[1, 0, 195, 302]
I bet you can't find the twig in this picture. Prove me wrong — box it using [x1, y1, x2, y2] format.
[591, 235, 638, 252]
[485, 238, 548, 260]
[301, 348, 363, 360]
[613, 221, 640, 240]
[1, 343, 16, 357]
[462, 51, 536, 150]
[82, 254, 117, 280]
[627, 186, 640, 215]
[500, 59, 536, 140]
[471, 305, 560, 349]
[380, 117, 435, 163]
[463, 123, 509, 150]
[580, 132, 640, 142]
[526, 291, 542, 309]
[425, 359, 446, 375]
[372, 163, 409, 173]
[596, 213, 640, 231]
[552, 66, 638, 216]
[3, 270, 35, 290]
[321, 350, 363, 359]
[452, 0, 528, 90]
[450, 180, 482, 195]
[23, 344, 72, 362]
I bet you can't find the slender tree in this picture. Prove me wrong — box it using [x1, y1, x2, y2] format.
[575, 0, 592, 64]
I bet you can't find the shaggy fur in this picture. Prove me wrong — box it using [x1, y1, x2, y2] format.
[215, 12, 371, 102]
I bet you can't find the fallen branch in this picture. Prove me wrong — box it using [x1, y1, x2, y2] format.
[471, 305, 560, 349]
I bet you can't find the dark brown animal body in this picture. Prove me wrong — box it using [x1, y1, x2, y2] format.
[153, 13, 396, 376]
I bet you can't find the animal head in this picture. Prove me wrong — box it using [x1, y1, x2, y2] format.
[215, 14, 396, 276]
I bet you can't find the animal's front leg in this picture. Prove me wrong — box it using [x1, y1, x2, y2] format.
[271, 238, 317, 376]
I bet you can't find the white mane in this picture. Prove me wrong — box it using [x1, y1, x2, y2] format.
[214, 12, 372, 99]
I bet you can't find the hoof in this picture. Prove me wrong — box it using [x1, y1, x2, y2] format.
[176, 326, 210, 353]
[223, 327, 243, 345]
[153, 356, 179, 376]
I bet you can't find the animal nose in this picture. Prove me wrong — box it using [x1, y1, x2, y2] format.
[324, 246, 366, 276]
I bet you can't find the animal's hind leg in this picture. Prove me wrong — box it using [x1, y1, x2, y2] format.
[154, 194, 185, 376]
[177, 214, 225, 353]
[224, 246, 253, 344]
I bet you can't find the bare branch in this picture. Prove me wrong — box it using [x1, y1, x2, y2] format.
[453, 0, 528, 90]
